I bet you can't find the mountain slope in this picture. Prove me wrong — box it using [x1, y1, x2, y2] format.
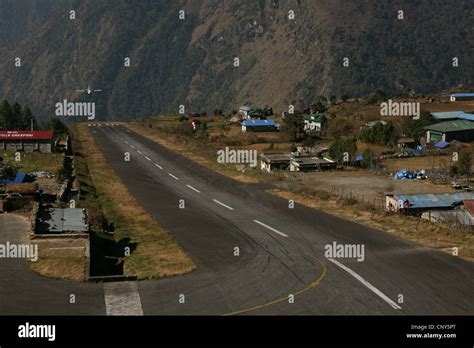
[0, 0, 472, 120]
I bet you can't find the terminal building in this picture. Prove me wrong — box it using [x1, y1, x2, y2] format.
[0, 131, 54, 153]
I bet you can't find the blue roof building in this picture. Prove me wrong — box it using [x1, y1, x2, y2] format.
[241, 119, 278, 132]
[450, 93, 474, 101]
[386, 192, 474, 212]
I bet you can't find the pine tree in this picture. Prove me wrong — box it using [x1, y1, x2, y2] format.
[12, 102, 22, 130]
[20, 106, 36, 130]
[0, 100, 14, 130]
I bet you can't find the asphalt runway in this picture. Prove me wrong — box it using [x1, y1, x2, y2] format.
[87, 123, 473, 315]
[0, 123, 472, 315]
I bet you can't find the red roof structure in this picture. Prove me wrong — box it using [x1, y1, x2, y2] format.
[0, 131, 54, 140]
[463, 200, 474, 216]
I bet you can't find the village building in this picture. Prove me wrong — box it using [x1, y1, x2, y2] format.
[1, 182, 39, 212]
[0, 131, 54, 153]
[421, 199, 474, 227]
[424, 120, 474, 143]
[430, 111, 474, 121]
[397, 137, 416, 149]
[359, 120, 387, 130]
[450, 93, 474, 102]
[385, 192, 474, 215]
[260, 153, 292, 173]
[241, 119, 278, 132]
[289, 157, 336, 172]
[303, 113, 326, 132]
[238, 106, 251, 118]
[35, 208, 89, 234]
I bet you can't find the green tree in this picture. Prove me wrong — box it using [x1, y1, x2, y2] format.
[11, 102, 21, 130]
[0, 100, 14, 130]
[43, 117, 68, 135]
[20, 106, 37, 130]
[360, 148, 376, 169]
[282, 111, 304, 142]
[0, 161, 19, 179]
[329, 136, 357, 162]
[302, 136, 315, 147]
[360, 121, 397, 146]
[400, 111, 434, 140]
[312, 95, 328, 113]
[327, 117, 354, 139]
[457, 149, 472, 177]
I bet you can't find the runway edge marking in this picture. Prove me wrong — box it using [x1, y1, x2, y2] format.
[327, 258, 401, 310]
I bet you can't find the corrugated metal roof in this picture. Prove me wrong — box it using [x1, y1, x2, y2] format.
[392, 192, 474, 209]
[242, 119, 276, 126]
[424, 210, 474, 225]
[424, 120, 474, 132]
[430, 111, 463, 120]
[38, 208, 88, 232]
[450, 93, 474, 97]
[457, 112, 474, 121]
[463, 200, 474, 216]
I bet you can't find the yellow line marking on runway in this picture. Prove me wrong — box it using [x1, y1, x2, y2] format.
[223, 230, 328, 316]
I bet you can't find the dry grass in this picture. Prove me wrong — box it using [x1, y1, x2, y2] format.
[28, 238, 88, 282]
[1, 150, 64, 173]
[382, 155, 452, 172]
[270, 188, 474, 261]
[72, 123, 196, 279]
[125, 123, 282, 184]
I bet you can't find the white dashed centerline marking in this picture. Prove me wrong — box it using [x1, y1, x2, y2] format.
[130, 145, 135, 149]
[145, 156, 151, 161]
[212, 199, 234, 211]
[124, 141, 128, 144]
[253, 220, 288, 237]
[137, 150, 142, 154]
[154, 163, 163, 170]
[327, 258, 402, 310]
[186, 184, 201, 193]
[168, 173, 179, 180]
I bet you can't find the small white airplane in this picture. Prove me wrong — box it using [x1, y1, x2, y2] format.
[76, 85, 102, 94]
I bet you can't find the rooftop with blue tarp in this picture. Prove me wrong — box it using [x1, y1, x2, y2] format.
[6, 173, 27, 185]
[434, 140, 449, 149]
[430, 111, 464, 120]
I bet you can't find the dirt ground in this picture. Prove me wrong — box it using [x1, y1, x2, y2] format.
[292, 170, 456, 207]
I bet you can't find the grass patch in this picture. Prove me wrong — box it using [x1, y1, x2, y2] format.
[28, 238, 88, 282]
[269, 188, 474, 261]
[0, 150, 64, 174]
[70, 124, 196, 279]
[126, 123, 285, 184]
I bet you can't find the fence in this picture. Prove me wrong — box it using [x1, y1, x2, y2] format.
[329, 185, 385, 208]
